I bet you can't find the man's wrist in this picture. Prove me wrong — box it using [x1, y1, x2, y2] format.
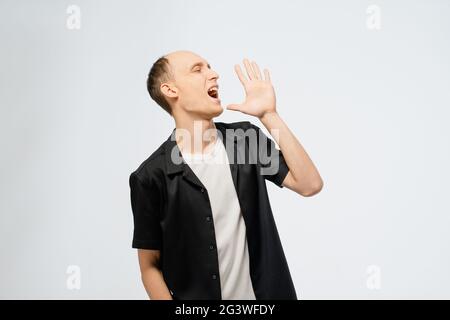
[259, 110, 279, 124]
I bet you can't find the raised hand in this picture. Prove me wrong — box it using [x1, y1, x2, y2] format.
[227, 58, 277, 119]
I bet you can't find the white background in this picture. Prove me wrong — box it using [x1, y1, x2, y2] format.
[1, 0, 449, 299]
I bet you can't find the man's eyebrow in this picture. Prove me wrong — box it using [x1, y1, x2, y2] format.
[190, 61, 211, 70]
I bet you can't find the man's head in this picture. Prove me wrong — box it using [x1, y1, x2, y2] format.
[146, 50, 223, 119]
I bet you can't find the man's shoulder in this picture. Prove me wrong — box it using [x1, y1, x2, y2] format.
[129, 120, 261, 182]
[129, 141, 167, 183]
[215, 120, 263, 140]
[215, 120, 253, 131]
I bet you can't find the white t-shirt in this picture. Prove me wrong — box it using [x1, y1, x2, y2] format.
[180, 133, 256, 300]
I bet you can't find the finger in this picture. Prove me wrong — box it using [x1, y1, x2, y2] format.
[243, 58, 255, 80]
[234, 64, 248, 85]
[251, 61, 262, 80]
[263, 68, 271, 82]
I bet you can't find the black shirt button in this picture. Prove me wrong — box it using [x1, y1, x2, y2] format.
[212, 274, 217, 280]
[206, 216, 212, 222]
[209, 244, 215, 250]
[201, 188, 205, 193]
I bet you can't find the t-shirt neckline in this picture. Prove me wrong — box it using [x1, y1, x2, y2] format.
[180, 133, 222, 161]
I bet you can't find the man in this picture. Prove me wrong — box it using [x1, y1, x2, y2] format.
[129, 50, 323, 300]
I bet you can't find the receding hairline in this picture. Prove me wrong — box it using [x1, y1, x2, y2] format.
[163, 50, 210, 73]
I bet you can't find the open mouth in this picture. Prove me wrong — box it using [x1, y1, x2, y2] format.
[207, 87, 220, 102]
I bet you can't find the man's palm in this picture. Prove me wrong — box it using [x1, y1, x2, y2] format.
[227, 59, 277, 118]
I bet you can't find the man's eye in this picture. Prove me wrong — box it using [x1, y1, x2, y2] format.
[194, 68, 201, 72]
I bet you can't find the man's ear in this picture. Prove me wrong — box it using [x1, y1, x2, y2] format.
[160, 83, 178, 99]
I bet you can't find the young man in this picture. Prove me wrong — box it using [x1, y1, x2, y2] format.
[129, 50, 323, 300]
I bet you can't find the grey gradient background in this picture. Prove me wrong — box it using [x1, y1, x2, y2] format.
[1, 0, 449, 299]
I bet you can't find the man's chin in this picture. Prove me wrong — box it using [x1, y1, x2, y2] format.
[208, 102, 223, 117]
[212, 105, 224, 117]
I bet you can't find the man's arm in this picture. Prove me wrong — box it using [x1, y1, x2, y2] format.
[259, 111, 323, 197]
[137, 249, 173, 300]
[129, 172, 171, 299]
[227, 58, 323, 196]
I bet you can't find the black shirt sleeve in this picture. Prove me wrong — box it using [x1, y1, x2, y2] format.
[250, 122, 290, 188]
[129, 171, 163, 250]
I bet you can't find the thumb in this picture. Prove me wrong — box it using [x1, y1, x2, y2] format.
[226, 104, 241, 111]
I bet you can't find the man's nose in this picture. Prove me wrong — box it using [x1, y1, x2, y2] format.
[209, 69, 219, 80]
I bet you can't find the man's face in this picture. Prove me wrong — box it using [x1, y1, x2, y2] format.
[164, 51, 223, 118]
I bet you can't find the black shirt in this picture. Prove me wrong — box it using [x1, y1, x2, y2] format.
[129, 120, 298, 300]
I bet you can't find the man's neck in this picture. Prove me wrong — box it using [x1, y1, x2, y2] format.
[174, 118, 218, 155]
